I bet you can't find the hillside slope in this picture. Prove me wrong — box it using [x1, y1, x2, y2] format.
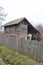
[0, 45, 42, 65]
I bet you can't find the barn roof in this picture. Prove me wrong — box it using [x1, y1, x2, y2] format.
[3, 17, 25, 26]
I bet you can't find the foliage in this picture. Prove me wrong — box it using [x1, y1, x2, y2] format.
[0, 45, 42, 65]
[0, 60, 6, 65]
[0, 7, 7, 21]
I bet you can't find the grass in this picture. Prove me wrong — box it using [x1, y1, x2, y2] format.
[0, 45, 42, 65]
[0, 60, 6, 65]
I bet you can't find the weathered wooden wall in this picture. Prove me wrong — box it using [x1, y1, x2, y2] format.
[5, 24, 27, 34]
[15, 25, 27, 34]
[4, 19, 30, 34]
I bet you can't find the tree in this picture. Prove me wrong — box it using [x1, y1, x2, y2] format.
[36, 24, 43, 33]
[0, 7, 7, 31]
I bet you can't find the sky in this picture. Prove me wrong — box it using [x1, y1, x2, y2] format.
[0, 0, 43, 26]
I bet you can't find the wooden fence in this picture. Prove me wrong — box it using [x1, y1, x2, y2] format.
[0, 34, 43, 62]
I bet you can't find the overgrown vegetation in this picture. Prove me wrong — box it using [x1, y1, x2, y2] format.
[0, 45, 42, 65]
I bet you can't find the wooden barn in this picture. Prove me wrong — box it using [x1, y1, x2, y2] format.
[3, 17, 39, 36]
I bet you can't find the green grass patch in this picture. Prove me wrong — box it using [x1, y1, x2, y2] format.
[0, 45, 42, 65]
